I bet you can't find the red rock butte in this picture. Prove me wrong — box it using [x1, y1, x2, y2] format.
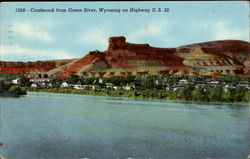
[0, 36, 249, 78]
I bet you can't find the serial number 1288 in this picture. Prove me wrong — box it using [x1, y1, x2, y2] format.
[16, 8, 26, 12]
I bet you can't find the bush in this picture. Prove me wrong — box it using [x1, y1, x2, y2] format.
[0, 82, 26, 97]
[207, 86, 223, 102]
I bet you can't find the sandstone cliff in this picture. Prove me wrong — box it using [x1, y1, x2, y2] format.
[0, 37, 249, 77]
[0, 59, 76, 77]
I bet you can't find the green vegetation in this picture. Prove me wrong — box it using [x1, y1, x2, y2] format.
[2, 73, 249, 104]
[0, 82, 27, 97]
[29, 85, 250, 104]
[19, 75, 30, 87]
[43, 74, 249, 104]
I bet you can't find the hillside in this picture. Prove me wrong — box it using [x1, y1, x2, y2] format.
[176, 40, 249, 62]
[0, 59, 77, 77]
[56, 37, 249, 77]
[0, 37, 249, 78]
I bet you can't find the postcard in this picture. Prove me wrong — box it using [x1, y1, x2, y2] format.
[0, 1, 249, 159]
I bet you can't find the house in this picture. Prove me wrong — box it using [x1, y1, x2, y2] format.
[61, 81, 74, 88]
[41, 82, 46, 88]
[178, 79, 189, 85]
[29, 78, 50, 83]
[224, 83, 236, 89]
[31, 83, 38, 88]
[155, 80, 164, 85]
[224, 85, 232, 92]
[126, 82, 143, 90]
[166, 86, 171, 90]
[82, 85, 90, 89]
[73, 84, 84, 89]
[12, 78, 20, 85]
[172, 85, 184, 91]
[194, 81, 207, 88]
[124, 83, 135, 90]
[114, 86, 123, 90]
[98, 78, 103, 84]
[47, 83, 53, 88]
[90, 85, 101, 91]
[210, 80, 220, 85]
[106, 83, 114, 90]
[238, 81, 249, 87]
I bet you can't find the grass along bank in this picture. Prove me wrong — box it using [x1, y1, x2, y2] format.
[28, 87, 250, 105]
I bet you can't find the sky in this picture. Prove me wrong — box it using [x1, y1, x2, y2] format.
[0, 1, 249, 61]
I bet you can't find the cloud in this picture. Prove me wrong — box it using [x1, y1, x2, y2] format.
[0, 45, 73, 61]
[81, 28, 112, 51]
[127, 21, 168, 42]
[13, 22, 55, 42]
[212, 21, 249, 41]
[79, 20, 169, 50]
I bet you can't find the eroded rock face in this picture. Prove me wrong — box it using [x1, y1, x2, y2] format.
[176, 40, 249, 63]
[244, 58, 250, 76]
[57, 37, 188, 77]
[57, 37, 249, 77]
[183, 47, 244, 74]
[1, 37, 249, 77]
[0, 59, 76, 75]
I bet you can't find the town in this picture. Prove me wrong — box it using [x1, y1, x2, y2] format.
[1, 73, 250, 103]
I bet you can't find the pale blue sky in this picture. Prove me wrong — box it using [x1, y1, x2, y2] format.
[0, 1, 249, 61]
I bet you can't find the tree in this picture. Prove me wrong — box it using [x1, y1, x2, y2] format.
[207, 86, 223, 102]
[66, 75, 80, 84]
[178, 85, 194, 101]
[244, 91, 250, 103]
[234, 86, 248, 102]
[19, 76, 30, 87]
[222, 87, 234, 102]
[51, 78, 63, 88]
[192, 86, 208, 101]
[0, 82, 26, 96]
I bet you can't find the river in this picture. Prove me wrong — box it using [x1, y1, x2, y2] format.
[0, 92, 249, 159]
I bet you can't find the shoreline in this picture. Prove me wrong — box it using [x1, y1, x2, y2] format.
[27, 88, 249, 106]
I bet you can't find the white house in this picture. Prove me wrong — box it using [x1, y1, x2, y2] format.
[114, 86, 123, 90]
[124, 83, 135, 90]
[12, 78, 20, 84]
[73, 84, 84, 89]
[31, 83, 38, 88]
[29, 78, 50, 83]
[178, 79, 189, 85]
[47, 83, 53, 88]
[61, 81, 69, 88]
[210, 81, 220, 85]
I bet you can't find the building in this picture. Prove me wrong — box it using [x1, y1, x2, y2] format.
[31, 83, 38, 88]
[61, 81, 70, 88]
[73, 84, 84, 89]
[12, 78, 20, 84]
[29, 78, 50, 83]
[106, 83, 114, 90]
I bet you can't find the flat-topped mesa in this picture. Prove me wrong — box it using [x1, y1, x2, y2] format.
[108, 36, 126, 50]
[107, 36, 150, 51]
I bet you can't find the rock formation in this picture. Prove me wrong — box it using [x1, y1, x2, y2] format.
[0, 59, 76, 76]
[0, 37, 249, 78]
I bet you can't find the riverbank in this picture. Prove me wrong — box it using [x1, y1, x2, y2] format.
[0, 82, 27, 97]
[28, 88, 249, 105]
